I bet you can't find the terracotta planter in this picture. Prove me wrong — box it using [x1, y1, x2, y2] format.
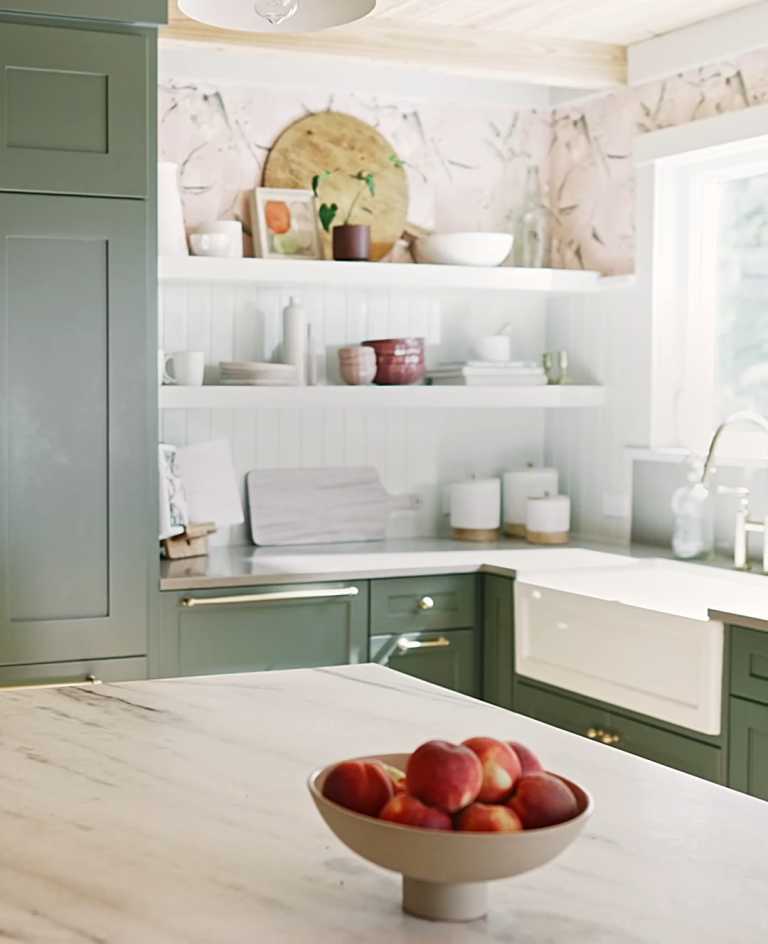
[333, 224, 371, 262]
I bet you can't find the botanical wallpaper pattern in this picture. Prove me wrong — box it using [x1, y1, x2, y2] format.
[159, 48, 768, 274]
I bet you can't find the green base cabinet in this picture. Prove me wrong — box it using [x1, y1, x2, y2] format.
[0, 657, 147, 688]
[516, 681, 725, 784]
[729, 698, 768, 801]
[370, 629, 479, 698]
[0, 2, 166, 23]
[483, 574, 515, 709]
[155, 584, 369, 679]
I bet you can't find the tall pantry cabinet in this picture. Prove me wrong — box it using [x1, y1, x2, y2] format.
[0, 2, 165, 685]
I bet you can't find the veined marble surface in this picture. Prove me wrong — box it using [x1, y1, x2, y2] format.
[0, 665, 765, 942]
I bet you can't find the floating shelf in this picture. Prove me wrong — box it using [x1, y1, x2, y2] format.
[159, 384, 606, 410]
[159, 256, 604, 293]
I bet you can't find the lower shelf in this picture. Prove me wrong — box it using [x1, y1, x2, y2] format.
[159, 384, 605, 410]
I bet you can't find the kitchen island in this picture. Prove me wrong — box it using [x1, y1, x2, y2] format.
[1, 665, 766, 942]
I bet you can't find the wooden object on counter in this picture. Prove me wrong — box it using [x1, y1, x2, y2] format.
[525, 529, 569, 545]
[452, 527, 501, 543]
[263, 112, 408, 261]
[163, 522, 217, 560]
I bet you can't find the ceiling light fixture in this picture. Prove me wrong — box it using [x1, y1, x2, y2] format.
[178, 0, 376, 33]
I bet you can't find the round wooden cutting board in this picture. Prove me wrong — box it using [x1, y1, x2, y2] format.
[263, 111, 408, 261]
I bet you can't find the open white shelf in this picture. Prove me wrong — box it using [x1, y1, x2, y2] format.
[159, 384, 606, 410]
[159, 256, 604, 293]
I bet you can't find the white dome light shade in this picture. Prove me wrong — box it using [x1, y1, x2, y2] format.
[178, 0, 376, 33]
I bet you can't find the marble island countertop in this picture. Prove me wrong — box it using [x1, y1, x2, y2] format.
[1, 664, 767, 943]
[161, 538, 768, 629]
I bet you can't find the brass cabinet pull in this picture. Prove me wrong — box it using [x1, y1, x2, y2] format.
[1, 674, 102, 692]
[417, 595, 435, 611]
[585, 727, 621, 746]
[180, 587, 359, 608]
[396, 635, 451, 655]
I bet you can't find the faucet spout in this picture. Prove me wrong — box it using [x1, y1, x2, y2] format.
[699, 410, 768, 486]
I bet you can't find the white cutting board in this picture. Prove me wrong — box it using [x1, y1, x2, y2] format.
[176, 440, 244, 527]
[246, 467, 412, 546]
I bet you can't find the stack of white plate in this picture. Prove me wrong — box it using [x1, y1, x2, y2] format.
[219, 361, 298, 386]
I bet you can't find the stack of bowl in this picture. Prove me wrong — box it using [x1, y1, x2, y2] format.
[338, 346, 378, 386]
[363, 338, 426, 386]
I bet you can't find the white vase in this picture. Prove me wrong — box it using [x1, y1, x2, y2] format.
[158, 162, 188, 257]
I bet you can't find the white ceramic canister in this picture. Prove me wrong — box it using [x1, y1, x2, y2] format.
[502, 466, 559, 537]
[283, 296, 306, 385]
[525, 495, 570, 545]
[158, 162, 189, 257]
[450, 478, 501, 542]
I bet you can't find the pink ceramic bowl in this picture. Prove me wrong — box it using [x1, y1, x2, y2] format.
[363, 338, 426, 385]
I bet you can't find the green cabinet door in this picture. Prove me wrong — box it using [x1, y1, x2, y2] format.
[0, 19, 150, 196]
[0, 2, 166, 23]
[370, 629, 479, 698]
[0, 193, 151, 666]
[483, 574, 515, 708]
[156, 584, 369, 679]
[370, 575, 476, 636]
[729, 697, 768, 801]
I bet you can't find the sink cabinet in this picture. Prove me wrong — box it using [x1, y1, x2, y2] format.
[728, 626, 768, 800]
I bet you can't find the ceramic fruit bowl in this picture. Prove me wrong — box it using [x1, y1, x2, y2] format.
[413, 233, 513, 267]
[308, 753, 593, 923]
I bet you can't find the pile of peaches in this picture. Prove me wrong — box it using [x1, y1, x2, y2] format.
[322, 737, 580, 832]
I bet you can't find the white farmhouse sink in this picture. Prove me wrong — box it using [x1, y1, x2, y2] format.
[513, 558, 753, 736]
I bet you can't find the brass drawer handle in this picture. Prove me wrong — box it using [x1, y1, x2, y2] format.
[180, 587, 359, 608]
[416, 595, 435, 611]
[396, 635, 451, 655]
[1, 674, 102, 692]
[586, 727, 621, 746]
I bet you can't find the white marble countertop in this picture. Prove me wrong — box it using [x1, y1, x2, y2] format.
[0, 665, 765, 942]
[160, 538, 768, 628]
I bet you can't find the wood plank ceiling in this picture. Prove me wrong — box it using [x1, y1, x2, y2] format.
[163, 0, 763, 88]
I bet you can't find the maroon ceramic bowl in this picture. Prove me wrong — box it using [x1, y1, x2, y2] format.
[363, 338, 426, 385]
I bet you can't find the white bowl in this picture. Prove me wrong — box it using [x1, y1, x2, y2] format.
[413, 233, 514, 267]
[308, 752, 593, 922]
[189, 232, 233, 257]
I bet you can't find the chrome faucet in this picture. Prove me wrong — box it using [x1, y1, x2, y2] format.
[700, 411, 768, 572]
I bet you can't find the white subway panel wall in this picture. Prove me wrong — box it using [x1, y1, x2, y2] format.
[160, 283, 549, 546]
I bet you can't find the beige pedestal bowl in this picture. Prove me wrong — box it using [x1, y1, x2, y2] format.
[308, 753, 593, 923]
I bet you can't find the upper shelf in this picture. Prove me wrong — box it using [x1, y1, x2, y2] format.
[159, 256, 606, 293]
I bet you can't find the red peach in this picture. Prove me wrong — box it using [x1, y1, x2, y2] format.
[463, 736, 522, 802]
[379, 794, 452, 830]
[509, 772, 578, 829]
[507, 741, 544, 775]
[406, 740, 483, 813]
[322, 760, 394, 817]
[455, 802, 524, 833]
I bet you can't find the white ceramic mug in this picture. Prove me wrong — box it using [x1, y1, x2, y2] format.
[193, 220, 244, 258]
[474, 335, 512, 363]
[189, 233, 232, 258]
[164, 351, 205, 386]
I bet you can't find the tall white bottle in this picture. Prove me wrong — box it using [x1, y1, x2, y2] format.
[282, 296, 306, 385]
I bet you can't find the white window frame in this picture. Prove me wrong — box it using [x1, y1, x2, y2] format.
[634, 103, 768, 461]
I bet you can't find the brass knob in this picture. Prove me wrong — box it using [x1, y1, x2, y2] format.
[417, 596, 435, 611]
[586, 728, 600, 740]
[601, 732, 621, 746]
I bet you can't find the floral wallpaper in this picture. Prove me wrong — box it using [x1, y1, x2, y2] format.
[551, 49, 768, 274]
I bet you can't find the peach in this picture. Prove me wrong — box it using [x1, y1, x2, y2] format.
[455, 802, 524, 833]
[463, 736, 522, 802]
[322, 760, 394, 817]
[507, 741, 544, 775]
[509, 772, 578, 829]
[381, 763, 407, 793]
[406, 740, 483, 813]
[379, 794, 452, 831]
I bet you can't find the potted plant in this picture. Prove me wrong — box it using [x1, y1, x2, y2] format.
[312, 168, 377, 261]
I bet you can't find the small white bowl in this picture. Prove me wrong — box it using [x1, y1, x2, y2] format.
[189, 232, 233, 257]
[308, 752, 593, 922]
[413, 233, 514, 267]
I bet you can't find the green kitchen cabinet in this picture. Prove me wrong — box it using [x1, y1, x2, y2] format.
[483, 574, 515, 709]
[729, 697, 768, 801]
[730, 626, 768, 707]
[0, 2, 166, 23]
[0, 657, 147, 688]
[155, 584, 369, 679]
[370, 629, 479, 698]
[0, 18, 153, 197]
[516, 680, 725, 784]
[370, 574, 477, 637]
[0, 193, 152, 667]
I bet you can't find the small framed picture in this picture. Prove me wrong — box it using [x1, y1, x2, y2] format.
[251, 187, 322, 260]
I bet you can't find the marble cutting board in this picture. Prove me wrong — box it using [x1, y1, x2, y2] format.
[246, 467, 413, 546]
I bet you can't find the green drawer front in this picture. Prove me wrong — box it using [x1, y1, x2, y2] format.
[731, 626, 768, 706]
[729, 697, 768, 801]
[517, 682, 723, 784]
[370, 575, 476, 636]
[0, 656, 147, 688]
[162, 583, 368, 678]
[516, 681, 610, 738]
[0, 3, 167, 23]
[370, 629, 479, 698]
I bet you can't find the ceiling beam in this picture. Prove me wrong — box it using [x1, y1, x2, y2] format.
[164, 2, 627, 89]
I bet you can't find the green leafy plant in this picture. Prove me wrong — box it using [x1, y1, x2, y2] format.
[311, 168, 378, 233]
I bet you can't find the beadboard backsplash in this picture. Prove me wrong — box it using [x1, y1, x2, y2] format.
[160, 282, 549, 546]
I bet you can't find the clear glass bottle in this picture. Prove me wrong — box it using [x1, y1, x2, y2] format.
[516, 166, 552, 269]
[671, 460, 714, 560]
